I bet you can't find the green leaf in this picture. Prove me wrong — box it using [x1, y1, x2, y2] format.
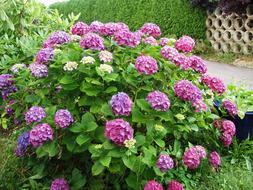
[99, 156, 111, 168]
[60, 75, 75, 84]
[135, 135, 146, 147]
[70, 123, 85, 133]
[155, 139, 165, 147]
[85, 121, 98, 132]
[76, 134, 90, 145]
[70, 168, 86, 190]
[136, 99, 151, 111]
[92, 162, 105, 176]
[100, 103, 113, 116]
[105, 86, 117, 93]
[43, 140, 59, 157]
[81, 112, 95, 123]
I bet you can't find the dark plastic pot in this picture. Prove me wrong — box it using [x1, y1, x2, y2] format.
[213, 100, 253, 141]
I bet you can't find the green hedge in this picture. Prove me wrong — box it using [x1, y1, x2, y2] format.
[51, 0, 206, 39]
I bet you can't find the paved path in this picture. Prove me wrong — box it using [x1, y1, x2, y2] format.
[205, 61, 253, 89]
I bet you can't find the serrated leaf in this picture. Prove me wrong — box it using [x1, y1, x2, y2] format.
[92, 162, 105, 176]
[99, 156, 111, 167]
[76, 134, 90, 145]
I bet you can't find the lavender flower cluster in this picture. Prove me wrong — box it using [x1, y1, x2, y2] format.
[0, 74, 16, 100]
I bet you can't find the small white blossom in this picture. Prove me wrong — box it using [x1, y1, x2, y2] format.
[98, 64, 113, 74]
[63, 61, 78, 71]
[81, 56, 95, 64]
[124, 139, 136, 148]
[98, 50, 113, 63]
[11, 63, 27, 73]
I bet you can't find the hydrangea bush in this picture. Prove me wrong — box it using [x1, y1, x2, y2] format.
[0, 21, 238, 189]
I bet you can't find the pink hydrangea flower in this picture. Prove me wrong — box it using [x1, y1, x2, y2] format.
[175, 36, 195, 53]
[99, 22, 128, 36]
[168, 180, 184, 190]
[89, 21, 104, 33]
[80, 33, 105, 50]
[71, 22, 90, 36]
[192, 100, 207, 113]
[135, 55, 158, 75]
[183, 146, 205, 169]
[43, 31, 70, 48]
[29, 123, 53, 147]
[222, 100, 238, 116]
[174, 80, 202, 102]
[188, 56, 207, 74]
[25, 106, 46, 124]
[209, 151, 221, 169]
[105, 119, 134, 145]
[98, 50, 113, 62]
[35, 48, 54, 64]
[54, 109, 74, 128]
[193, 145, 206, 159]
[146, 91, 170, 111]
[159, 38, 169, 46]
[51, 178, 69, 190]
[221, 132, 232, 147]
[114, 30, 141, 48]
[160, 46, 178, 60]
[201, 75, 226, 95]
[213, 119, 224, 129]
[29, 63, 48, 78]
[144, 36, 158, 46]
[172, 54, 191, 70]
[221, 120, 236, 136]
[140, 23, 161, 37]
[144, 180, 163, 190]
[156, 154, 174, 172]
[110, 92, 133, 116]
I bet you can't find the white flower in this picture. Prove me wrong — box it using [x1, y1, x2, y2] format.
[98, 64, 113, 73]
[98, 50, 113, 63]
[124, 139, 136, 148]
[63, 61, 78, 71]
[11, 63, 27, 73]
[81, 56, 95, 64]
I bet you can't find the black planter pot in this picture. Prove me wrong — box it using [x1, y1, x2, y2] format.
[213, 100, 253, 141]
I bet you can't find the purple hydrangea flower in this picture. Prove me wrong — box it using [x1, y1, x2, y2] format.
[191, 100, 207, 113]
[114, 30, 142, 48]
[160, 46, 178, 60]
[193, 145, 206, 159]
[174, 80, 202, 102]
[54, 109, 74, 128]
[201, 75, 226, 95]
[25, 106, 46, 124]
[29, 123, 53, 147]
[222, 100, 238, 116]
[175, 36, 195, 53]
[71, 22, 90, 36]
[156, 154, 174, 172]
[43, 31, 70, 48]
[172, 54, 191, 70]
[183, 147, 201, 169]
[221, 120, 236, 136]
[146, 91, 170, 111]
[0, 74, 14, 90]
[221, 132, 232, 147]
[144, 180, 163, 190]
[135, 55, 158, 75]
[110, 92, 133, 116]
[35, 48, 54, 64]
[1, 85, 17, 101]
[188, 56, 207, 74]
[15, 131, 30, 157]
[159, 38, 169, 46]
[105, 119, 134, 145]
[89, 21, 104, 33]
[50, 178, 69, 190]
[140, 23, 161, 37]
[99, 22, 129, 36]
[80, 33, 105, 50]
[168, 180, 184, 190]
[29, 63, 48, 78]
[209, 151, 221, 169]
[144, 36, 158, 46]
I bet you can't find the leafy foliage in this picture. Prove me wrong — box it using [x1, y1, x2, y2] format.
[50, 0, 206, 39]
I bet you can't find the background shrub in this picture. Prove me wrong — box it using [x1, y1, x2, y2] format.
[51, 0, 206, 39]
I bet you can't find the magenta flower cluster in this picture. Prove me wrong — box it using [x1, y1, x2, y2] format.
[144, 180, 163, 190]
[29, 123, 53, 147]
[99, 22, 129, 36]
[89, 21, 103, 33]
[222, 100, 238, 116]
[209, 151, 221, 169]
[159, 38, 169, 46]
[191, 99, 207, 113]
[140, 23, 161, 37]
[29, 63, 48, 78]
[188, 56, 207, 74]
[175, 36, 195, 53]
[50, 178, 69, 190]
[80, 33, 105, 50]
[174, 80, 202, 102]
[110, 92, 133, 116]
[213, 119, 236, 147]
[156, 154, 174, 172]
[201, 75, 226, 94]
[114, 30, 141, 48]
[25, 106, 46, 124]
[135, 55, 158, 75]
[54, 109, 74, 128]
[160, 46, 178, 60]
[43, 31, 70, 48]
[146, 91, 170, 111]
[168, 180, 185, 190]
[105, 119, 133, 145]
[183, 145, 206, 169]
[172, 54, 191, 70]
[35, 48, 54, 64]
[144, 36, 158, 46]
[71, 22, 90, 36]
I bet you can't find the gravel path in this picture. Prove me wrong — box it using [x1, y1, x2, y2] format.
[205, 61, 253, 88]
